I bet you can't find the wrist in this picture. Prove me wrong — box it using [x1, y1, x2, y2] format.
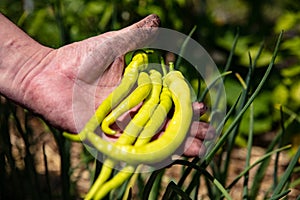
[0, 13, 53, 104]
[0, 40, 53, 106]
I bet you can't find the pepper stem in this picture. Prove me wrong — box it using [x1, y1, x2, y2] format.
[160, 56, 167, 76]
[169, 62, 175, 71]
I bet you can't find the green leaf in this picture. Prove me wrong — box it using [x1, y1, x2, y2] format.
[239, 45, 273, 67]
[162, 181, 192, 200]
[227, 145, 291, 189]
[272, 84, 289, 105]
[271, 146, 300, 198]
[274, 12, 300, 33]
[290, 81, 300, 105]
[204, 31, 283, 165]
[281, 65, 300, 78]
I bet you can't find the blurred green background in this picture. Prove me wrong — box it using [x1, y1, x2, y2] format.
[1, 0, 300, 199]
[1, 0, 299, 148]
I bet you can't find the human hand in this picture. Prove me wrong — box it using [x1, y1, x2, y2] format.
[1, 13, 214, 157]
[21, 14, 160, 133]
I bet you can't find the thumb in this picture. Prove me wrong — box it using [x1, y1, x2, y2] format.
[117, 14, 161, 47]
[102, 14, 161, 52]
[77, 14, 160, 83]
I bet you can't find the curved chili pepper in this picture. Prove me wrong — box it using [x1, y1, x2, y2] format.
[84, 71, 151, 200]
[116, 69, 162, 144]
[94, 165, 135, 200]
[85, 65, 193, 200]
[87, 69, 193, 165]
[83, 159, 115, 200]
[132, 61, 172, 147]
[101, 71, 152, 135]
[88, 70, 162, 199]
[134, 85, 172, 146]
[85, 70, 162, 199]
[91, 75, 169, 200]
[63, 52, 148, 141]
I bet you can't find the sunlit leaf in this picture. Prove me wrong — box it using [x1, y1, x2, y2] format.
[272, 84, 289, 105]
[274, 12, 300, 33]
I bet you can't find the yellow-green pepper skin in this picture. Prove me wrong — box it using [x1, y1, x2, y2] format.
[84, 159, 115, 200]
[70, 54, 194, 200]
[63, 52, 148, 141]
[94, 165, 135, 200]
[87, 70, 162, 199]
[85, 70, 161, 200]
[134, 85, 172, 146]
[82, 53, 148, 200]
[87, 70, 193, 164]
[116, 69, 162, 144]
[101, 71, 152, 135]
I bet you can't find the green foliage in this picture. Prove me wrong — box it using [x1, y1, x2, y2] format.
[214, 11, 300, 145]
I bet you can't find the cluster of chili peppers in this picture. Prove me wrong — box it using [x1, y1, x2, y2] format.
[64, 51, 193, 199]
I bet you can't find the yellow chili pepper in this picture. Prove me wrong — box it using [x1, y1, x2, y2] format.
[87, 68, 193, 164]
[63, 52, 148, 141]
[90, 70, 162, 199]
[101, 71, 152, 135]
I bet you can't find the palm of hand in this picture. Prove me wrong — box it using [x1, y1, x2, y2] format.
[23, 15, 160, 133]
[25, 46, 124, 133]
